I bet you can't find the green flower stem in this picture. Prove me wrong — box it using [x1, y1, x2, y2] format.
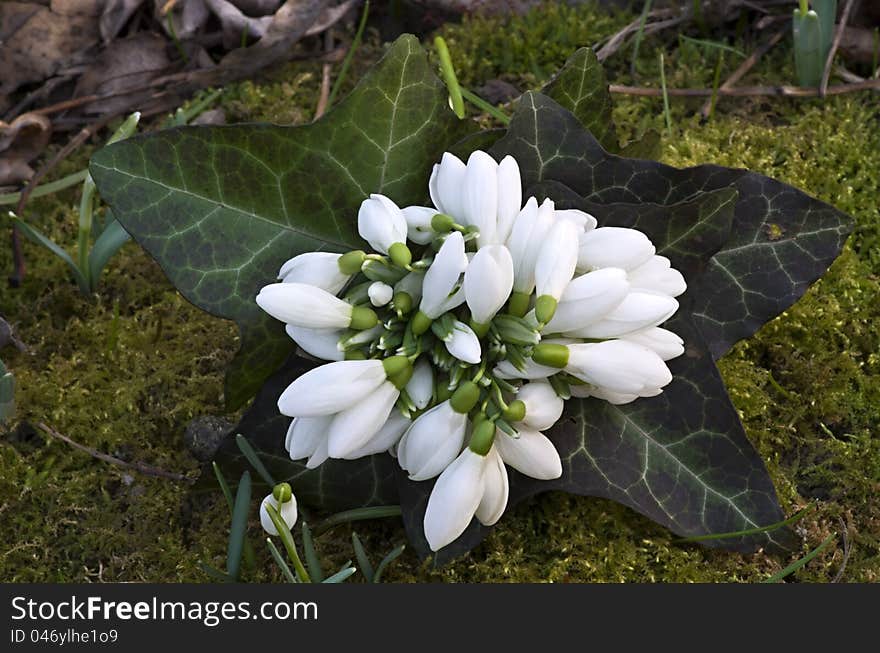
[264, 503, 311, 583]
[460, 87, 511, 125]
[0, 169, 88, 206]
[434, 36, 465, 119]
[76, 175, 97, 292]
[326, 0, 370, 110]
[761, 531, 838, 583]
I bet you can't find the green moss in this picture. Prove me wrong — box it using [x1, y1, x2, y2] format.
[2, 3, 878, 582]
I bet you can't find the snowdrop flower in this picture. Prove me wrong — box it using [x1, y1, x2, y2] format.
[415, 230, 467, 326]
[397, 382, 479, 481]
[279, 252, 351, 294]
[475, 446, 509, 526]
[534, 218, 580, 323]
[542, 268, 630, 334]
[368, 281, 393, 307]
[495, 156, 523, 244]
[257, 283, 378, 330]
[461, 151, 499, 246]
[627, 255, 687, 297]
[401, 206, 437, 245]
[341, 411, 411, 459]
[513, 381, 564, 431]
[429, 152, 466, 219]
[405, 359, 434, 410]
[494, 429, 563, 480]
[506, 197, 556, 313]
[442, 320, 481, 364]
[464, 245, 514, 330]
[285, 416, 329, 461]
[620, 327, 685, 361]
[260, 484, 298, 535]
[358, 194, 411, 265]
[423, 447, 486, 550]
[277, 357, 411, 417]
[493, 357, 559, 380]
[327, 380, 401, 458]
[577, 227, 655, 271]
[566, 292, 679, 339]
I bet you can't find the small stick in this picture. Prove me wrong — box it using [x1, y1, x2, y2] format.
[820, 0, 858, 97]
[700, 26, 788, 119]
[831, 517, 852, 583]
[611, 77, 880, 97]
[313, 30, 334, 120]
[37, 422, 192, 483]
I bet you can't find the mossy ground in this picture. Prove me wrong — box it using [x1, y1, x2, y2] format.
[1, 2, 877, 583]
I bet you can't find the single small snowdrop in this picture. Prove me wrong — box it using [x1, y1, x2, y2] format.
[405, 359, 434, 410]
[260, 483, 298, 536]
[257, 283, 377, 330]
[358, 194, 412, 266]
[285, 324, 344, 361]
[368, 281, 394, 307]
[415, 230, 468, 327]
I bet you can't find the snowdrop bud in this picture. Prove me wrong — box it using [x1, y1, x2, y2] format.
[565, 341, 672, 395]
[277, 359, 387, 416]
[284, 324, 344, 361]
[397, 400, 469, 481]
[556, 208, 598, 231]
[516, 381, 564, 431]
[506, 197, 556, 294]
[429, 152, 466, 219]
[495, 429, 562, 480]
[462, 151, 498, 246]
[627, 256, 687, 297]
[285, 415, 331, 460]
[257, 283, 378, 330]
[368, 281, 393, 307]
[402, 206, 438, 245]
[476, 446, 509, 526]
[405, 359, 434, 410]
[577, 227, 655, 271]
[260, 492, 298, 536]
[327, 381, 400, 458]
[620, 327, 685, 361]
[423, 447, 487, 551]
[279, 252, 350, 294]
[342, 411, 411, 459]
[358, 194, 409, 256]
[495, 156, 522, 244]
[535, 219, 580, 322]
[494, 358, 560, 380]
[542, 268, 630, 334]
[465, 245, 514, 327]
[566, 292, 678, 339]
[419, 231, 468, 319]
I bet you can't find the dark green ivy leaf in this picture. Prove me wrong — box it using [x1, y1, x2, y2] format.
[491, 92, 853, 358]
[90, 35, 472, 409]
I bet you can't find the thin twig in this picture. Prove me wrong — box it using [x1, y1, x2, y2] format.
[611, 78, 880, 97]
[37, 422, 193, 483]
[594, 8, 680, 62]
[820, 0, 858, 97]
[700, 26, 788, 118]
[314, 30, 334, 120]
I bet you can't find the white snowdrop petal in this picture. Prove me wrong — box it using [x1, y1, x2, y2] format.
[516, 380, 564, 431]
[494, 358, 559, 380]
[260, 494, 298, 536]
[401, 205, 437, 245]
[420, 231, 468, 318]
[277, 359, 386, 416]
[342, 411, 411, 459]
[405, 359, 434, 410]
[555, 208, 597, 231]
[445, 321, 482, 364]
[278, 252, 349, 294]
[286, 415, 332, 460]
[628, 255, 687, 297]
[285, 324, 344, 361]
[495, 156, 522, 244]
[397, 402, 468, 481]
[535, 218, 580, 300]
[327, 381, 399, 458]
[475, 446, 509, 526]
[462, 150, 498, 245]
[621, 327, 685, 361]
[566, 292, 679, 339]
[358, 194, 408, 253]
[495, 429, 562, 480]
[506, 197, 556, 293]
[566, 341, 672, 395]
[543, 268, 630, 333]
[431, 152, 466, 219]
[577, 227, 655, 271]
[464, 245, 514, 324]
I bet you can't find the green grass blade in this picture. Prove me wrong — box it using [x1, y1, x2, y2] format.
[235, 433, 276, 487]
[313, 505, 402, 534]
[762, 531, 838, 583]
[679, 34, 746, 58]
[675, 504, 814, 544]
[659, 51, 672, 134]
[630, 0, 653, 76]
[0, 169, 88, 206]
[266, 538, 298, 583]
[323, 564, 356, 584]
[460, 87, 511, 125]
[265, 503, 311, 583]
[213, 462, 255, 569]
[88, 215, 130, 289]
[326, 0, 369, 109]
[373, 544, 405, 583]
[226, 471, 251, 580]
[301, 523, 324, 583]
[199, 562, 233, 583]
[10, 214, 88, 292]
[351, 533, 374, 583]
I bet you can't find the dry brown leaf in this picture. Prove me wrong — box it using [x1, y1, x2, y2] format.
[205, 0, 274, 48]
[158, 0, 211, 40]
[0, 2, 100, 98]
[73, 32, 173, 115]
[304, 0, 356, 37]
[100, 0, 147, 42]
[0, 112, 51, 186]
[232, 0, 282, 15]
